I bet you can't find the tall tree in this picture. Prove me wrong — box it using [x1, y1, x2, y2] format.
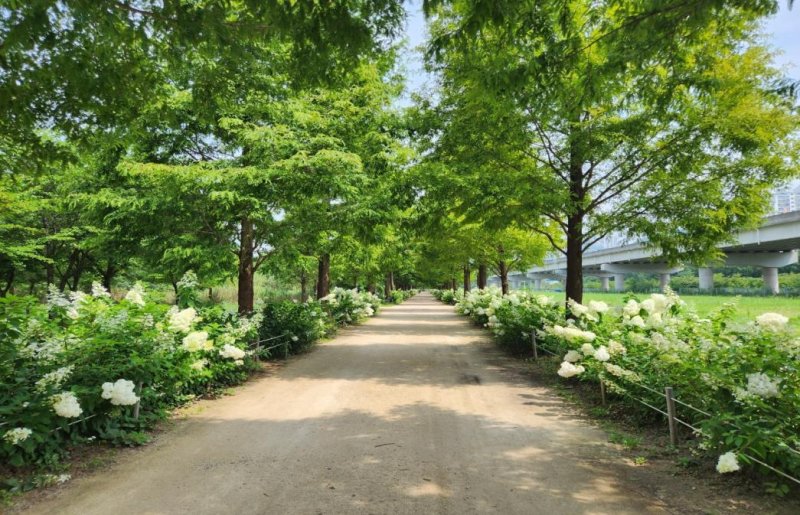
[422, 0, 799, 304]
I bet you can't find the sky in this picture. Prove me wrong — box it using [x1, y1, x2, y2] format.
[399, 1, 800, 102]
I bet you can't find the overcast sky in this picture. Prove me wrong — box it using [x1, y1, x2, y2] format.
[399, 1, 800, 103]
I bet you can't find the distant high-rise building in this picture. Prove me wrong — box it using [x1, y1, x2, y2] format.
[771, 182, 800, 214]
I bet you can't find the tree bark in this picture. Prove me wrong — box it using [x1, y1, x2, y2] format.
[477, 264, 487, 289]
[300, 271, 308, 303]
[237, 218, 255, 314]
[384, 271, 394, 298]
[498, 260, 509, 295]
[463, 264, 471, 292]
[565, 128, 585, 306]
[565, 213, 584, 305]
[316, 253, 330, 300]
[1, 268, 14, 296]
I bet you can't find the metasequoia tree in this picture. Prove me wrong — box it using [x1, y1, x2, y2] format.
[423, 0, 799, 304]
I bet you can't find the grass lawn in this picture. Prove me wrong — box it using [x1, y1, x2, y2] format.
[539, 291, 800, 329]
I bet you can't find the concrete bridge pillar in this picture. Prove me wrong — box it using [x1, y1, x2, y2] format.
[534, 279, 542, 290]
[698, 267, 714, 291]
[600, 276, 610, 292]
[762, 267, 780, 294]
[659, 273, 671, 291]
[614, 274, 625, 292]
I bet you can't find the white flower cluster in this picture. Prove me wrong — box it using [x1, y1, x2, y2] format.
[734, 372, 780, 401]
[182, 331, 213, 352]
[35, 365, 74, 392]
[169, 307, 198, 333]
[604, 363, 641, 382]
[190, 359, 208, 371]
[101, 379, 140, 406]
[219, 343, 246, 361]
[567, 299, 608, 321]
[755, 312, 789, 332]
[3, 427, 33, 445]
[547, 324, 596, 343]
[51, 391, 83, 418]
[716, 451, 740, 473]
[557, 362, 585, 378]
[91, 281, 111, 298]
[46, 285, 71, 310]
[124, 283, 146, 307]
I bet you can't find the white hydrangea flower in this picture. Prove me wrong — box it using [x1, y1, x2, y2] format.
[46, 285, 71, 310]
[588, 300, 609, 314]
[604, 363, 641, 382]
[190, 359, 208, 371]
[716, 452, 740, 473]
[593, 346, 611, 362]
[182, 331, 213, 352]
[3, 427, 33, 445]
[607, 340, 626, 355]
[52, 391, 83, 418]
[626, 315, 646, 328]
[580, 343, 596, 356]
[564, 350, 582, 363]
[101, 379, 140, 406]
[234, 359, 244, 366]
[35, 365, 74, 392]
[755, 312, 789, 332]
[548, 325, 596, 343]
[557, 362, 585, 378]
[622, 299, 640, 317]
[91, 281, 111, 298]
[124, 283, 146, 307]
[66, 307, 80, 320]
[169, 307, 198, 333]
[219, 344, 246, 360]
[735, 372, 781, 400]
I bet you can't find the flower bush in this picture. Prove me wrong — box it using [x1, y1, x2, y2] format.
[319, 288, 381, 326]
[385, 289, 418, 304]
[455, 288, 561, 354]
[0, 282, 257, 474]
[258, 300, 332, 356]
[441, 287, 800, 482]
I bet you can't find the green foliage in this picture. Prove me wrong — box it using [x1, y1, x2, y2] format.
[0, 284, 257, 474]
[258, 301, 331, 356]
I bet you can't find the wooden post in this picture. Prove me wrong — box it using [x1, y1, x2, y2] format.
[530, 332, 538, 361]
[284, 339, 290, 360]
[599, 381, 607, 407]
[133, 382, 143, 420]
[665, 386, 677, 446]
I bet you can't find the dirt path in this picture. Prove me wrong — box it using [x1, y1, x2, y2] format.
[22, 293, 671, 514]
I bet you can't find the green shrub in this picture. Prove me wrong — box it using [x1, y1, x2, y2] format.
[0, 282, 257, 474]
[258, 301, 330, 356]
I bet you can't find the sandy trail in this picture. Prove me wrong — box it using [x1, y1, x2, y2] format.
[23, 292, 667, 514]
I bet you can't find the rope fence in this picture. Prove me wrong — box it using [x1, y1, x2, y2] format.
[527, 330, 800, 486]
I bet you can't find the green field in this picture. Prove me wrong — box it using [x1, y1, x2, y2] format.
[540, 292, 800, 328]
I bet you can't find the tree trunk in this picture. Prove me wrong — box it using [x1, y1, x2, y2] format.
[499, 260, 509, 295]
[565, 128, 585, 306]
[237, 218, 255, 314]
[463, 264, 471, 292]
[316, 253, 330, 300]
[384, 271, 394, 299]
[0, 268, 14, 296]
[300, 271, 308, 303]
[565, 213, 584, 305]
[477, 264, 487, 289]
[367, 282, 376, 294]
[450, 277, 456, 290]
[99, 263, 117, 291]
